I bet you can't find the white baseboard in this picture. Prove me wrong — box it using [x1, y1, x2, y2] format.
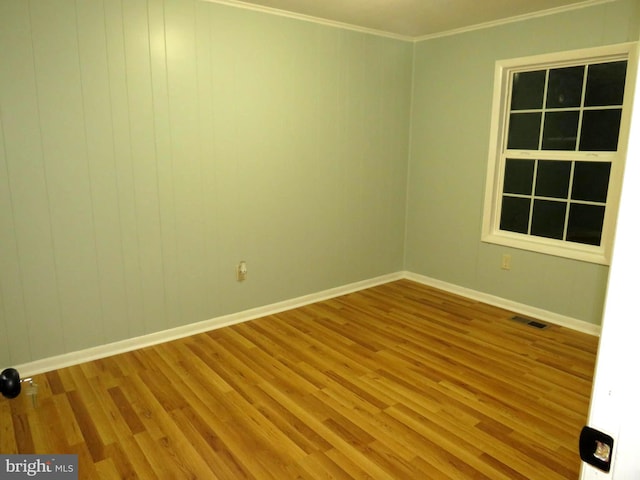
[16, 272, 404, 377]
[16, 269, 599, 376]
[403, 271, 602, 337]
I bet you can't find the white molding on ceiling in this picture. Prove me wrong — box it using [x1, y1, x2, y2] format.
[414, 0, 618, 42]
[203, 0, 617, 43]
[203, 0, 414, 42]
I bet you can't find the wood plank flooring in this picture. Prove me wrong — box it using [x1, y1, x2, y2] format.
[1, 280, 599, 479]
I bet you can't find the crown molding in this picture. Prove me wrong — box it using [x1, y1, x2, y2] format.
[414, 0, 617, 42]
[203, 0, 414, 42]
[204, 0, 617, 43]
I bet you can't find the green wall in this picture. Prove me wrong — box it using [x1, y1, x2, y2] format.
[1, 0, 639, 367]
[405, 0, 640, 324]
[0, 0, 412, 365]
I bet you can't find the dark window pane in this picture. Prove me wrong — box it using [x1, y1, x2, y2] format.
[567, 203, 606, 245]
[579, 109, 622, 151]
[511, 70, 546, 110]
[585, 61, 627, 106]
[546, 66, 584, 108]
[500, 196, 530, 234]
[504, 159, 535, 195]
[508, 112, 541, 150]
[572, 161, 611, 202]
[531, 200, 566, 240]
[535, 160, 571, 198]
[542, 111, 579, 150]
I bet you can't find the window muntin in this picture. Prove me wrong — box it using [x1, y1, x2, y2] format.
[499, 157, 611, 246]
[507, 60, 627, 154]
[482, 44, 636, 265]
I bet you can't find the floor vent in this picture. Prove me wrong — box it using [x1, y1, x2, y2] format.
[511, 315, 548, 329]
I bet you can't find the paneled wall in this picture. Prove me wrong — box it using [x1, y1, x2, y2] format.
[2, 0, 638, 368]
[0, 0, 413, 365]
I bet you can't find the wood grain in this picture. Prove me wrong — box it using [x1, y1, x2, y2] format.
[1, 280, 598, 479]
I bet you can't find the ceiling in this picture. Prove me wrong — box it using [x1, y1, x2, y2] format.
[217, 0, 610, 39]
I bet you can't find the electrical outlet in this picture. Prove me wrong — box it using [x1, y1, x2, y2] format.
[501, 254, 511, 270]
[237, 261, 247, 281]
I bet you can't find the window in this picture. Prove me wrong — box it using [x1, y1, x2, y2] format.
[482, 44, 637, 265]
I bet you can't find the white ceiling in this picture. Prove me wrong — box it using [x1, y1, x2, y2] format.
[216, 0, 612, 39]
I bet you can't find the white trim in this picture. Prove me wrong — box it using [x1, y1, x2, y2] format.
[482, 232, 610, 265]
[15, 270, 600, 377]
[404, 271, 601, 336]
[201, 0, 414, 42]
[414, 0, 617, 42]
[481, 42, 638, 266]
[14, 272, 403, 377]
[202, 0, 615, 43]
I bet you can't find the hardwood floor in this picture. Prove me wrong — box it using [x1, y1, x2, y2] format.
[1, 280, 598, 479]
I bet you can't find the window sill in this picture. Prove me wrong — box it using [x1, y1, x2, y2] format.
[481, 230, 610, 265]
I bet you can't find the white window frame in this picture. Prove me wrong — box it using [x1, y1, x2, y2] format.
[482, 43, 638, 265]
